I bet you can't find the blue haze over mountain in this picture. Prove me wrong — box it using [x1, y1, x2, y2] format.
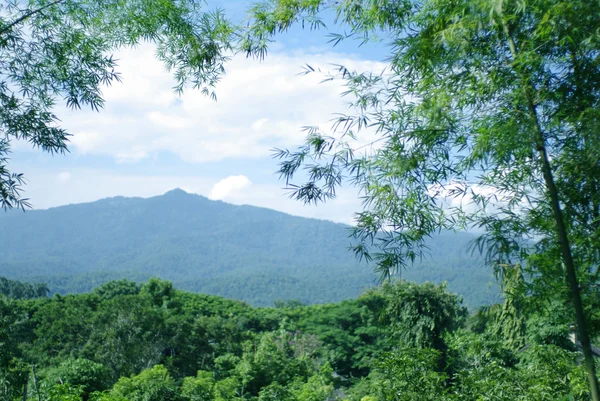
[0, 189, 499, 307]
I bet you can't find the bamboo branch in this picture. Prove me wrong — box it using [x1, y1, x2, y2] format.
[0, 0, 66, 36]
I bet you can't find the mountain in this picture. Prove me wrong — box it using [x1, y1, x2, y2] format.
[0, 189, 500, 307]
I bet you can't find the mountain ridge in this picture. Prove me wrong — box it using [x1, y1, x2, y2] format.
[0, 189, 500, 307]
[24, 188, 348, 225]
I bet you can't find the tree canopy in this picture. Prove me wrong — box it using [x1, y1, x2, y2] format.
[0, 278, 594, 400]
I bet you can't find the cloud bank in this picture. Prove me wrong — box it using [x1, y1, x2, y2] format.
[209, 175, 253, 200]
[59, 44, 386, 164]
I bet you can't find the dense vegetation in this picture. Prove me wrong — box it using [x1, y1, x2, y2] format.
[0, 190, 498, 307]
[4, 0, 600, 396]
[1, 277, 596, 400]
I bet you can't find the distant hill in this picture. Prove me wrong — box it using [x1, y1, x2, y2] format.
[0, 189, 500, 307]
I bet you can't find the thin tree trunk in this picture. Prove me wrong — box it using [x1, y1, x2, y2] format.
[31, 365, 41, 401]
[498, 16, 600, 400]
[520, 63, 600, 401]
[534, 130, 600, 401]
[21, 374, 27, 401]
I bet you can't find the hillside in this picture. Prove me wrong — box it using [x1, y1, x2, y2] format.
[0, 189, 500, 307]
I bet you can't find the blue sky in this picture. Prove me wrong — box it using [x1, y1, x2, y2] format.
[10, 0, 391, 224]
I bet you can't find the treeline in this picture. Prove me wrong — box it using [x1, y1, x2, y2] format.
[0, 277, 48, 300]
[22, 260, 500, 308]
[0, 276, 596, 400]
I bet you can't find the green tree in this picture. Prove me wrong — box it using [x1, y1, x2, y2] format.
[45, 383, 85, 401]
[27, 294, 96, 364]
[290, 363, 334, 401]
[0, 277, 48, 299]
[42, 358, 111, 398]
[370, 348, 449, 401]
[213, 377, 242, 401]
[108, 364, 180, 401]
[93, 280, 141, 301]
[181, 370, 215, 401]
[484, 265, 527, 349]
[0, 297, 27, 400]
[256, 0, 600, 396]
[448, 333, 589, 401]
[258, 382, 295, 401]
[374, 282, 466, 354]
[86, 293, 168, 379]
[294, 299, 381, 378]
[141, 278, 175, 307]
[0, 0, 234, 209]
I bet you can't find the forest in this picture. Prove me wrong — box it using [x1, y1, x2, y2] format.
[0, 276, 596, 400]
[2, 0, 600, 398]
[0, 190, 498, 308]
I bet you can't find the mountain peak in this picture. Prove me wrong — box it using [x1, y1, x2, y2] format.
[163, 188, 191, 197]
[161, 188, 212, 202]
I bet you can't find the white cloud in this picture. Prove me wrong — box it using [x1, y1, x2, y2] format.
[59, 44, 387, 164]
[209, 175, 253, 200]
[251, 118, 269, 131]
[56, 171, 72, 184]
